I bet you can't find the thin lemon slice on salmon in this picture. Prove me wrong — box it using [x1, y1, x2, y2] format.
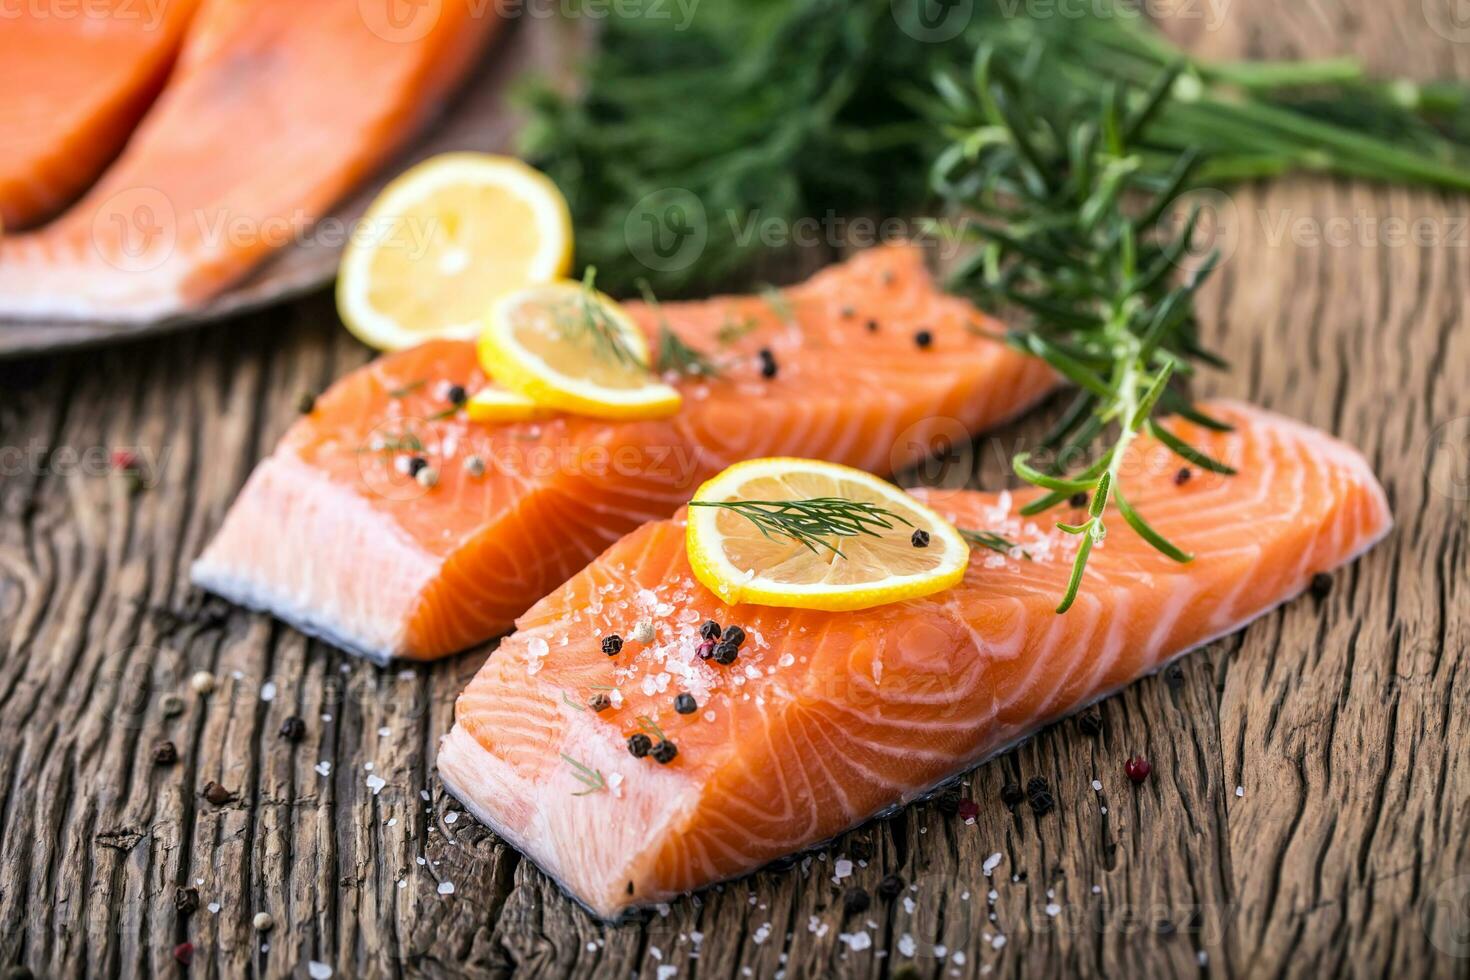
[685, 458, 970, 610]
[337, 153, 573, 351]
[464, 384, 554, 423]
[477, 280, 682, 420]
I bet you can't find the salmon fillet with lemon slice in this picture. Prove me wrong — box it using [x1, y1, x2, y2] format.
[436, 401, 1392, 919]
[0, 0, 200, 231]
[192, 245, 1057, 661]
[0, 0, 500, 321]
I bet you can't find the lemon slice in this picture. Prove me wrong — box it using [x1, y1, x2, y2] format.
[477, 281, 682, 420]
[337, 153, 573, 351]
[464, 384, 554, 423]
[685, 458, 970, 611]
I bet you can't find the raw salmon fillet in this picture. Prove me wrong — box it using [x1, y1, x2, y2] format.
[192, 246, 1057, 661]
[437, 401, 1391, 919]
[0, 0, 199, 231]
[0, 0, 500, 320]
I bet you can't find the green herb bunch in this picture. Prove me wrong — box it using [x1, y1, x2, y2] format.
[929, 49, 1237, 612]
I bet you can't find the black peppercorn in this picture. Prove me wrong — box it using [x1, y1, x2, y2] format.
[602, 634, 624, 656]
[843, 888, 871, 915]
[911, 529, 930, 548]
[1310, 572, 1333, 600]
[914, 329, 933, 349]
[406, 456, 427, 477]
[1069, 492, 1089, 509]
[721, 625, 746, 647]
[712, 641, 739, 665]
[1078, 711, 1103, 736]
[627, 734, 652, 758]
[1000, 781, 1025, 807]
[1174, 467, 1192, 486]
[877, 874, 905, 899]
[447, 384, 467, 406]
[297, 392, 317, 415]
[174, 886, 200, 916]
[278, 716, 306, 742]
[589, 693, 613, 713]
[866, 319, 879, 333]
[1026, 776, 1055, 815]
[758, 348, 778, 379]
[674, 693, 697, 714]
[152, 740, 179, 766]
[700, 620, 722, 641]
[651, 740, 678, 764]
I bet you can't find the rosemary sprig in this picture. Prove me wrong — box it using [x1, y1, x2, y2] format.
[554, 267, 646, 368]
[959, 528, 1026, 559]
[931, 50, 1236, 613]
[688, 497, 912, 557]
[639, 280, 721, 378]
[560, 754, 606, 796]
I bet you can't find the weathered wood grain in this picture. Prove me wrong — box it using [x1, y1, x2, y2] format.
[1, 1, 1469, 977]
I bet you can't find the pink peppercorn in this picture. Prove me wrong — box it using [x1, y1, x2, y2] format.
[696, 640, 716, 660]
[957, 799, 979, 821]
[1125, 757, 1152, 784]
[173, 942, 194, 965]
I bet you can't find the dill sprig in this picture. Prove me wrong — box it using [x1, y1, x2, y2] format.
[560, 754, 607, 796]
[959, 528, 1026, 559]
[554, 267, 646, 369]
[930, 50, 1236, 613]
[639, 280, 721, 378]
[688, 497, 912, 557]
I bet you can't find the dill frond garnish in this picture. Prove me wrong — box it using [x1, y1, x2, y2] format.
[561, 690, 588, 712]
[959, 528, 1027, 559]
[552, 267, 646, 369]
[635, 715, 666, 741]
[688, 497, 912, 558]
[639, 280, 720, 378]
[560, 754, 607, 796]
[387, 379, 426, 399]
[716, 315, 758, 347]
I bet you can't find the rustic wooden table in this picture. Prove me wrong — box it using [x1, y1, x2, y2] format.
[2, 2, 1469, 977]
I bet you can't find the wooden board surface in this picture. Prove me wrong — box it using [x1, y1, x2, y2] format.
[1, 1, 1469, 977]
[0, 15, 588, 361]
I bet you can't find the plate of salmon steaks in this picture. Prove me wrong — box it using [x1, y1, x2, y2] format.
[0, 1, 584, 358]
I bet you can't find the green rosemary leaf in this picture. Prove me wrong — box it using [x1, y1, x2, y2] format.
[960, 528, 1028, 559]
[1145, 420, 1238, 475]
[1013, 454, 1098, 494]
[1115, 489, 1193, 564]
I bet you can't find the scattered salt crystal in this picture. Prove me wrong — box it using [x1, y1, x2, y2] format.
[307, 962, 334, 979]
[1092, 779, 1103, 791]
[752, 923, 772, 944]
[657, 967, 677, 980]
[321, 714, 332, 722]
[703, 710, 715, 722]
[1045, 903, 1061, 917]
[839, 931, 872, 952]
[416, 857, 425, 865]
[1235, 785, 1245, 797]
[903, 896, 916, 914]
[586, 943, 597, 952]
[366, 774, 386, 795]
[991, 934, 1007, 949]
[987, 889, 998, 901]
[364, 762, 375, 772]
[378, 727, 392, 737]
[207, 902, 221, 914]
[437, 881, 454, 895]
[952, 951, 967, 965]
[445, 812, 459, 824]
[983, 852, 1003, 876]
[398, 670, 415, 681]
[897, 934, 917, 957]
[387, 817, 397, 827]
[1198, 951, 1209, 965]
[260, 682, 276, 702]
[315, 761, 331, 776]
[933, 944, 947, 958]
[420, 790, 430, 801]
[833, 858, 854, 880]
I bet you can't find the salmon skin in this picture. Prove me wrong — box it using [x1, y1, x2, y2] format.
[0, 0, 199, 231]
[0, 0, 500, 321]
[191, 245, 1057, 661]
[436, 402, 1392, 919]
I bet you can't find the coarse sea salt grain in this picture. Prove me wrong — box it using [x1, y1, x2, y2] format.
[315, 761, 331, 776]
[657, 967, 678, 980]
[445, 811, 459, 824]
[1236, 785, 1245, 797]
[897, 934, 917, 957]
[437, 881, 455, 895]
[260, 681, 276, 702]
[1045, 903, 1061, 917]
[752, 923, 772, 944]
[366, 774, 386, 795]
[308, 962, 334, 979]
[1092, 779, 1103, 791]
[982, 852, 1003, 876]
[839, 931, 872, 952]
[833, 858, 854, 880]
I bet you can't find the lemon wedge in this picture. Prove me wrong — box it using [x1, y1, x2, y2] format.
[337, 153, 573, 351]
[464, 384, 555, 424]
[685, 458, 970, 611]
[477, 280, 682, 421]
